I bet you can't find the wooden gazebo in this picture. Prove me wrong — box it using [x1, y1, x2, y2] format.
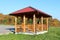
[9, 6, 51, 34]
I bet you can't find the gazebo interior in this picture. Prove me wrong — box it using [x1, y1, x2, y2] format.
[9, 7, 51, 34]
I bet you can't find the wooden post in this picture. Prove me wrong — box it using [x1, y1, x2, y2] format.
[33, 14, 36, 33]
[23, 15, 26, 32]
[46, 18, 48, 31]
[15, 17, 17, 33]
[41, 16, 43, 31]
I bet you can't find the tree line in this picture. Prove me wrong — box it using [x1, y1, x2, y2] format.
[0, 13, 60, 27]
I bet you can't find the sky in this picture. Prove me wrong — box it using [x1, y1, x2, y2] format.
[0, 0, 60, 20]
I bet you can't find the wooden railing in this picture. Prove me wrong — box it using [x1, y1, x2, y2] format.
[16, 24, 47, 32]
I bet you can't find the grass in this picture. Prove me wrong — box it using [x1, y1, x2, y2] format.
[0, 27, 60, 40]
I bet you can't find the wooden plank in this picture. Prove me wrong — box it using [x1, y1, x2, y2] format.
[23, 15, 26, 32]
[33, 14, 36, 33]
[41, 16, 43, 31]
[46, 18, 48, 31]
[15, 17, 17, 33]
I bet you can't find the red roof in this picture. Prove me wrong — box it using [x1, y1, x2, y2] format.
[9, 6, 51, 17]
[11, 7, 35, 14]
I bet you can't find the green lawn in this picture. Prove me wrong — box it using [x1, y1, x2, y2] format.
[0, 27, 60, 40]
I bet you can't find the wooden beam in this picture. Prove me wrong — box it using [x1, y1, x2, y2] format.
[33, 14, 36, 33]
[46, 18, 48, 31]
[41, 16, 43, 31]
[15, 17, 17, 33]
[23, 15, 26, 32]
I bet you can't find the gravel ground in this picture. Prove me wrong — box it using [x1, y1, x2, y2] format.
[0, 25, 14, 35]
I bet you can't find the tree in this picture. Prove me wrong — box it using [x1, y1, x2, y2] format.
[50, 19, 60, 27]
